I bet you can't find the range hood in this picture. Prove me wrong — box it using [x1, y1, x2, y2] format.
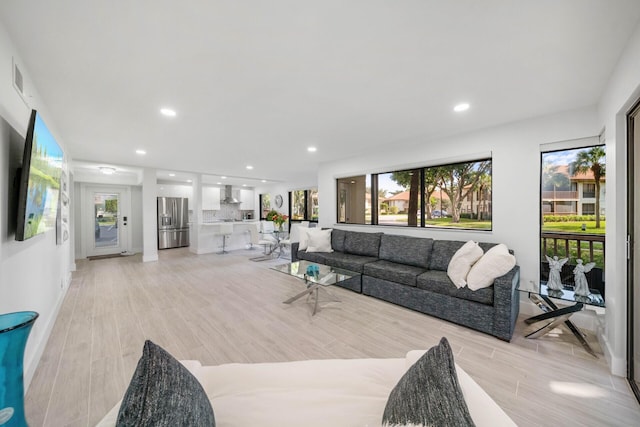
[222, 185, 240, 204]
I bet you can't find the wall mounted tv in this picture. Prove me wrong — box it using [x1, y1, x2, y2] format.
[15, 110, 64, 241]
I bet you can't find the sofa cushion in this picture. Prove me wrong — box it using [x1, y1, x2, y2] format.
[306, 229, 333, 253]
[382, 337, 474, 427]
[447, 240, 484, 288]
[117, 340, 215, 427]
[299, 228, 332, 251]
[321, 252, 377, 273]
[331, 229, 347, 252]
[467, 244, 516, 291]
[417, 270, 494, 305]
[378, 234, 434, 269]
[363, 260, 426, 287]
[430, 240, 499, 271]
[429, 240, 467, 271]
[297, 250, 330, 265]
[344, 231, 383, 257]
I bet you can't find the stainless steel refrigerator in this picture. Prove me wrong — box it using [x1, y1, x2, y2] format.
[157, 197, 190, 249]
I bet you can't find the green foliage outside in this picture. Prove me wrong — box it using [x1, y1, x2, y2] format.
[423, 217, 491, 229]
[104, 199, 118, 213]
[543, 215, 603, 223]
[541, 240, 605, 268]
[542, 220, 606, 235]
[541, 219, 605, 268]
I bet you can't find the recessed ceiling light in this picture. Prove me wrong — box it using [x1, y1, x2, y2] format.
[160, 108, 177, 117]
[307, 146, 317, 152]
[99, 167, 116, 175]
[160, 187, 164, 190]
[453, 103, 470, 112]
[169, 173, 176, 177]
[221, 176, 227, 179]
[216, 182, 222, 185]
[246, 165, 254, 170]
[136, 149, 146, 155]
[187, 179, 193, 183]
[242, 184, 247, 187]
[261, 179, 267, 183]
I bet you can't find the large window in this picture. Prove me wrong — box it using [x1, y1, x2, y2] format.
[289, 188, 318, 223]
[336, 158, 491, 230]
[540, 144, 606, 300]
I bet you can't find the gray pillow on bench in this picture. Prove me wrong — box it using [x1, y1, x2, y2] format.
[117, 340, 215, 426]
[382, 337, 475, 427]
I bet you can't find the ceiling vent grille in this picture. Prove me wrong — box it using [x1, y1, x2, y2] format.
[13, 62, 23, 94]
[12, 57, 29, 106]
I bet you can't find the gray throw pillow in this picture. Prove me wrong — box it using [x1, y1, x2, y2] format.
[382, 337, 475, 427]
[116, 340, 215, 426]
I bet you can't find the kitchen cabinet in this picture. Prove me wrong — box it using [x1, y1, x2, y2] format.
[240, 189, 254, 210]
[157, 184, 193, 207]
[202, 186, 221, 210]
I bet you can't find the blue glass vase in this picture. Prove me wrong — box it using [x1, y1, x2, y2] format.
[0, 311, 38, 427]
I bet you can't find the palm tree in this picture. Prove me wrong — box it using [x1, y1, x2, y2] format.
[570, 146, 606, 228]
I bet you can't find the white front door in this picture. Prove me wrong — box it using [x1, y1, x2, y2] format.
[84, 186, 131, 257]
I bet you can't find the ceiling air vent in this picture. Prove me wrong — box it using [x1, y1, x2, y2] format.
[13, 62, 24, 94]
[12, 58, 29, 106]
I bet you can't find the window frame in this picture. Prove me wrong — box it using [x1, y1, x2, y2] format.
[335, 157, 492, 231]
[288, 188, 318, 224]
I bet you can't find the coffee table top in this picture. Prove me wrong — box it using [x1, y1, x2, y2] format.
[271, 260, 360, 286]
[540, 282, 605, 308]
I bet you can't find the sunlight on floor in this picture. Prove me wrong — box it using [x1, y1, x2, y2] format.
[549, 381, 608, 398]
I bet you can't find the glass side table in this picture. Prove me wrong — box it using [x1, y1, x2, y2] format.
[521, 282, 604, 358]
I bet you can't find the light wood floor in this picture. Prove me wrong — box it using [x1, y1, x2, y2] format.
[25, 248, 640, 426]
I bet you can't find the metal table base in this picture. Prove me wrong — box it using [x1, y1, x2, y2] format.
[284, 281, 341, 316]
[525, 293, 598, 358]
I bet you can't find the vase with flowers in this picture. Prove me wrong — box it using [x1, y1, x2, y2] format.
[266, 210, 289, 231]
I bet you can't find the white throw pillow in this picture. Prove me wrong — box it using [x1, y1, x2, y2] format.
[466, 244, 516, 291]
[298, 228, 312, 250]
[447, 241, 484, 288]
[306, 229, 334, 253]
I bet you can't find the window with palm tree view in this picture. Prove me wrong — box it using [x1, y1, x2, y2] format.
[337, 158, 492, 229]
[540, 145, 606, 302]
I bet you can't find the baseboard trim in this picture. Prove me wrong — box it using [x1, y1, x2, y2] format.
[599, 331, 626, 377]
[24, 286, 67, 391]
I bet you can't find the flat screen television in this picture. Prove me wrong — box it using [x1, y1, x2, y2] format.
[15, 110, 64, 241]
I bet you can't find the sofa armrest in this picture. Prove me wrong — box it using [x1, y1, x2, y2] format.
[291, 242, 300, 262]
[492, 265, 520, 341]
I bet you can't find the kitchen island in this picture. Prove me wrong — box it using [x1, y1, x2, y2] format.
[190, 221, 260, 254]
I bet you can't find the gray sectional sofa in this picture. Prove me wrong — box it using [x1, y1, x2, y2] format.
[291, 229, 520, 341]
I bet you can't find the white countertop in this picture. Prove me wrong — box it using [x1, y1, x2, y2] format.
[199, 220, 258, 226]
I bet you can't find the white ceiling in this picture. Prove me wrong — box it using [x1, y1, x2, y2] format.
[1, 1, 639, 185]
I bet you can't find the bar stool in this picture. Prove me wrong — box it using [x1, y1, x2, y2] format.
[217, 223, 234, 254]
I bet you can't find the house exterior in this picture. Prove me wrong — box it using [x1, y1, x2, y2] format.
[542, 165, 607, 216]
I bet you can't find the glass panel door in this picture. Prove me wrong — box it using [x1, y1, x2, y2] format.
[93, 192, 120, 251]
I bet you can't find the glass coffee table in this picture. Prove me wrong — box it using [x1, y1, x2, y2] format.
[271, 261, 360, 315]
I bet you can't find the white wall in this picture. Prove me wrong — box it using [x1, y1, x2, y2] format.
[0, 24, 72, 388]
[597, 20, 640, 376]
[254, 183, 292, 218]
[130, 186, 143, 253]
